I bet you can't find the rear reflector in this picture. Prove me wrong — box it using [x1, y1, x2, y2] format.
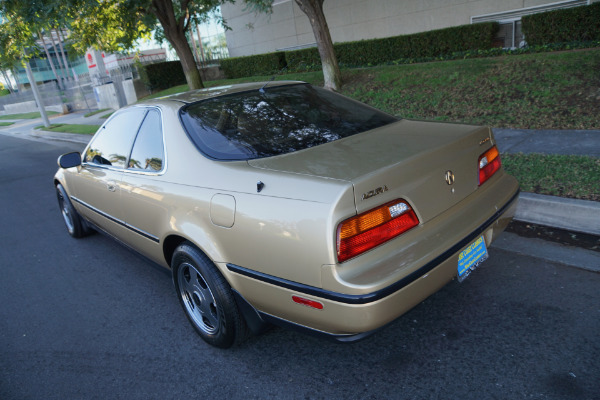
[478, 146, 501, 186]
[337, 199, 419, 263]
[292, 296, 323, 310]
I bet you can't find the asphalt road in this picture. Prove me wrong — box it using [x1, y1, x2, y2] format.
[1, 134, 599, 400]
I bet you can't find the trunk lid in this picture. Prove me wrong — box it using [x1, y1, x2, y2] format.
[248, 119, 496, 223]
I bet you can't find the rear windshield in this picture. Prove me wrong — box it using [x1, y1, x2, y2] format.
[179, 84, 398, 160]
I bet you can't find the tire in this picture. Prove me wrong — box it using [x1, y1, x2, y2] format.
[56, 183, 91, 238]
[172, 243, 249, 348]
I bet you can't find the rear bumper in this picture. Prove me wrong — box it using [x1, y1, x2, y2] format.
[226, 173, 519, 339]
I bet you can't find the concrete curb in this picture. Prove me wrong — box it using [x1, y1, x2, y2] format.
[514, 192, 600, 236]
[491, 232, 600, 273]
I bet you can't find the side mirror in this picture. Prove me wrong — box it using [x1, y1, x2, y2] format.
[58, 152, 82, 169]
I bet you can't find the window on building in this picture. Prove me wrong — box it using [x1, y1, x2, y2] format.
[472, 0, 588, 49]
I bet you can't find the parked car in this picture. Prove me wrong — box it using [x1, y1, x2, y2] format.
[55, 81, 519, 348]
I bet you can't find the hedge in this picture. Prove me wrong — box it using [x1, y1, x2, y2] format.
[223, 22, 499, 77]
[137, 61, 187, 92]
[288, 21, 498, 72]
[337, 22, 499, 67]
[522, 3, 600, 45]
[220, 52, 286, 79]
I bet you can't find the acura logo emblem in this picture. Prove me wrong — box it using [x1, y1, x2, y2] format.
[445, 170, 455, 185]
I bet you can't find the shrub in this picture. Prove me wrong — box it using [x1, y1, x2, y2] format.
[138, 61, 187, 92]
[285, 47, 321, 72]
[522, 3, 600, 45]
[221, 52, 286, 79]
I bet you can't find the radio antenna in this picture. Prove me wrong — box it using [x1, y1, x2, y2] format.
[259, 65, 288, 93]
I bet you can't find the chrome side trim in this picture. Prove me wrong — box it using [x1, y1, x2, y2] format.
[71, 196, 160, 243]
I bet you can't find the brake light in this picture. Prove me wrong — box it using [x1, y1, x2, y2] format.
[337, 199, 419, 263]
[478, 146, 501, 186]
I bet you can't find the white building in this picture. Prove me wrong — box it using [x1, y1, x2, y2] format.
[221, 0, 596, 57]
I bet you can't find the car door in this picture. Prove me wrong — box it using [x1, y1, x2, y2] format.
[69, 108, 147, 238]
[118, 108, 169, 262]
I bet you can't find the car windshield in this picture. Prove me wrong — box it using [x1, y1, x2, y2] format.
[179, 84, 398, 160]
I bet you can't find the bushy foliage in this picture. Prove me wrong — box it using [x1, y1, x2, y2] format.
[138, 61, 187, 92]
[522, 3, 600, 45]
[334, 22, 499, 68]
[220, 52, 286, 79]
[285, 47, 321, 73]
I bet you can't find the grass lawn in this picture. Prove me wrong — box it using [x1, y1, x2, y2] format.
[84, 108, 111, 118]
[0, 111, 59, 120]
[503, 153, 600, 201]
[37, 123, 100, 135]
[0, 121, 15, 127]
[100, 111, 114, 119]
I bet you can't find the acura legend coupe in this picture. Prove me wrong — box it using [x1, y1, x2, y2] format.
[54, 81, 519, 348]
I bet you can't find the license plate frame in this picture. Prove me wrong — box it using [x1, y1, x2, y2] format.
[457, 235, 488, 282]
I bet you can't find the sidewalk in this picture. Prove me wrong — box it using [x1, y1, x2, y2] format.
[0, 110, 107, 144]
[493, 128, 600, 157]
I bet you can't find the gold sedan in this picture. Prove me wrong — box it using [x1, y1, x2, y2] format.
[55, 81, 519, 348]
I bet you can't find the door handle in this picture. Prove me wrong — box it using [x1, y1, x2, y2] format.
[107, 182, 116, 192]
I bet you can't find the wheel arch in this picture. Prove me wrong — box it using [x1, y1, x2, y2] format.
[162, 234, 188, 268]
[162, 234, 222, 271]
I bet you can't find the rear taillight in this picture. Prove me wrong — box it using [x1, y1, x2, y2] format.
[336, 199, 419, 263]
[478, 146, 501, 186]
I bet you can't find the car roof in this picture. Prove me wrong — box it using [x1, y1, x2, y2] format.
[149, 80, 307, 105]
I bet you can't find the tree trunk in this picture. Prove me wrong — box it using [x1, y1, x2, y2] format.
[295, 0, 342, 91]
[1, 69, 15, 93]
[39, 31, 64, 90]
[190, 24, 201, 65]
[56, 28, 73, 79]
[151, 0, 204, 90]
[196, 25, 206, 63]
[25, 59, 50, 128]
[168, 30, 204, 89]
[13, 68, 24, 92]
[49, 30, 69, 82]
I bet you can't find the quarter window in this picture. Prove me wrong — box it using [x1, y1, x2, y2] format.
[84, 108, 147, 168]
[128, 110, 164, 172]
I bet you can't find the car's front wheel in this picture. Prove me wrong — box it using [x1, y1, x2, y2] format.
[55, 183, 90, 238]
[172, 243, 249, 348]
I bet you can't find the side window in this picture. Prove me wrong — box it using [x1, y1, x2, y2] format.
[84, 108, 147, 168]
[128, 110, 164, 172]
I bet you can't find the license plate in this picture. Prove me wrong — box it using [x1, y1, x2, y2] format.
[457, 236, 488, 282]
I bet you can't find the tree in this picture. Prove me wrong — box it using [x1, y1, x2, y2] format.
[66, 0, 224, 90]
[0, 11, 51, 126]
[245, 0, 342, 91]
[148, 0, 222, 89]
[2, 0, 225, 90]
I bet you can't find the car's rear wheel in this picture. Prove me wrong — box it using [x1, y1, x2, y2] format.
[172, 243, 249, 348]
[56, 183, 90, 238]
